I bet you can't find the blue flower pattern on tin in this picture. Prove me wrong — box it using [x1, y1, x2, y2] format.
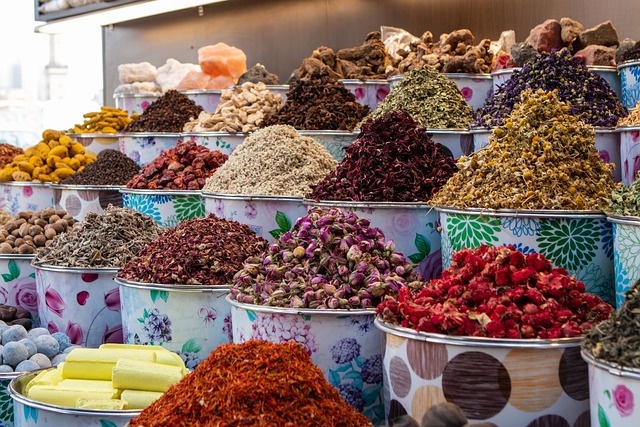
[501, 216, 539, 237]
[601, 221, 614, 260]
[122, 193, 162, 223]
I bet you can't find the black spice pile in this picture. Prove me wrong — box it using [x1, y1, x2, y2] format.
[124, 89, 203, 133]
[60, 149, 140, 186]
[308, 110, 457, 202]
[262, 72, 369, 131]
[621, 40, 640, 62]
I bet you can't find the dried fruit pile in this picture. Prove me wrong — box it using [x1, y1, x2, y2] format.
[118, 215, 268, 286]
[308, 110, 456, 202]
[230, 207, 421, 309]
[378, 245, 612, 339]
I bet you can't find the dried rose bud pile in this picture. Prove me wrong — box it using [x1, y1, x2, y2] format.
[230, 207, 422, 309]
[127, 139, 227, 190]
[118, 214, 268, 286]
[308, 110, 457, 202]
[377, 245, 612, 339]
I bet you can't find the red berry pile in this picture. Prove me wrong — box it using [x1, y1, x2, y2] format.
[377, 245, 612, 339]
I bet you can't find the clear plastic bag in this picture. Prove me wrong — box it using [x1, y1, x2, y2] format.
[380, 26, 419, 60]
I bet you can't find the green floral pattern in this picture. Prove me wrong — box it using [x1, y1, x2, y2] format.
[0, 378, 13, 426]
[443, 213, 501, 252]
[615, 223, 640, 281]
[174, 195, 205, 221]
[576, 263, 615, 306]
[536, 218, 599, 271]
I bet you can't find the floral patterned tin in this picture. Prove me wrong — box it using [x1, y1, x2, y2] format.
[34, 265, 122, 348]
[365, 80, 391, 110]
[0, 371, 21, 426]
[303, 200, 442, 281]
[470, 127, 494, 152]
[490, 68, 521, 94]
[181, 132, 245, 156]
[120, 189, 204, 229]
[9, 369, 139, 427]
[178, 90, 223, 113]
[66, 133, 120, 158]
[425, 129, 474, 160]
[581, 350, 640, 427]
[117, 278, 231, 370]
[339, 79, 370, 110]
[52, 185, 122, 221]
[608, 214, 640, 308]
[0, 255, 38, 322]
[202, 193, 307, 242]
[595, 127, 621, 182]
[618, 125, 640, 185]
[297, 130, 358, 162]
[442, 73, 493, 111]
[618, 60, 640, 110]
[118, 133, 182, 166]
[376, 319, 588, 427]
[589, 65, 622, 100]
[436, 207, 615, 305]
[0, 183, 54, 217]
[228, 297, 385, 425]
[113, 94, 159, 115]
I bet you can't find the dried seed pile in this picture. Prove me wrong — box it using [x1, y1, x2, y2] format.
[124, 90, 203, 133]
[33, 205, 161, 268]
[430, 89, 618, 210]
[118, 215, 268, 286]
[202, 125, 337, 196]
[363, 66, 473, 129]
[60, 150, 140, 186]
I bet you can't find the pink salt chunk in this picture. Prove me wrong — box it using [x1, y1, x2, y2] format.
[198, 42, 247, 79]
[176, 71, 211, 90]
[206, 75, 236, 90]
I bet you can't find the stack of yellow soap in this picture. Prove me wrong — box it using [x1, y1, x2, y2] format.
[25, 344, 188, 410]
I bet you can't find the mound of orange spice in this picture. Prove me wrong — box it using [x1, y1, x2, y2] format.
[129, 340, 372, 427]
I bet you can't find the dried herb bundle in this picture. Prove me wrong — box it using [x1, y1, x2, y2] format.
[430, 88, 618, 210]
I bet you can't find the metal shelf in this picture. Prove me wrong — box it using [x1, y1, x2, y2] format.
[34, 0, 144, 23]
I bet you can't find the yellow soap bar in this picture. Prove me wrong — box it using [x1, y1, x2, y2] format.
[120, 390, 163, 409]
[112, 358, 185, 393]
[27, 385, 118, 408]
[99, 343, 186, 369]
[76, 398, 127, 410]
[63, 348, 157, 380]
[59, 379, 115, 390]
[25, 368, 63, 395]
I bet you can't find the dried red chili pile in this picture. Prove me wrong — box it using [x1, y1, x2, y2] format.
[0, 143, 23, 169]
[129, 340, 372, 427]
[378, 245, 612, 339]
[124, 89, 203, 133]
[117, 214, 268, 286]
[126, 139, 227, 190]
[308, 110, 457, 202]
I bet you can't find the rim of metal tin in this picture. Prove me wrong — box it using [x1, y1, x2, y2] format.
[302, 198, 433, 210]
[581, 349, 640, 380]
[226, 294, 376, 315]
[9, 369, 141, 417]
[434, 206, 605, 218]
[264, 84, 290, 90]
[201, 192, 303, 201]
[593, 127, 617, 133]
[296, 130, 358, 136]
[364, 80, 390, 85]
[338, 79, 367, 85]
[112, 93, 160, 99]
[119, 188, 202, 196]
[0, 371, 21, 381]
[606, 213, 640, 225]
[490, 68, 522, 76]
[0, 181, 50, 187]
[469, 127, 495, 134]
[31, 262, 120, 273]
[375, 318, 581, 348]
[587, 65, 617, 71]
[0, 254, 36, 261]
[615, 125, 640, 131]
[616, 60, 640, 71]
[51, 184, 123, 191]
[425, 128, 471, 134]
[442, 72, 491, 79]
[181, 131, 247, 137]
[66, 133, 121, 139]
[115, 276, 230, 293]
[119, 132, 182, 137]
[177, 89, 224, 95]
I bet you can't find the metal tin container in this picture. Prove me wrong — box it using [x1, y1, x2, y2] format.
[595, 127, 621, 182]
[52, 184, 123, 221]
[588, 65, 622, 100]
[607, 214, 640, 308]
[436, 207, 614, 305]
[178, 89, 223, 113]
[9, 369, 140, 426]
[617, 60, 640, 110]
[116, 277, 231, 369]
[303, 200, 441, 281]
[470, 127, 494, 152]
[376, 318, 588, 426]
[0, 371, 22, 426]
[0, 255, 38, 321]
[120, 188, 204, 229]
[265, 84, 289, 102]
[202, 193, 306, 241]
[113, 93, 159, 115]
[66, 133, 120, 158]
[387, 74, 403, 89]
[617, 125, 640, 185]
[118, 132, 182, 166]
[490, 68, 521, 94]
[365, 80, 391, 110]
[0, 182, 54, 217]
[442, 73, 493, 110]
[581, 350, 640, 427]
[296, 130, 358, 162]
[33, 264, 122, 348]
[425, 128, 474, 159]
[228, 296, 385, 424]
[338, 79, 370, 109]
[181, 132, 245, 156]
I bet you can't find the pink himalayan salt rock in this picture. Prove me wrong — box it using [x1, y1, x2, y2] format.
[206, 75, 236, 90]
[198, 42, 247, 80]
[525, 19, 565, 52]
[176, 71, 210, 90]
[575, 45, 616, 66]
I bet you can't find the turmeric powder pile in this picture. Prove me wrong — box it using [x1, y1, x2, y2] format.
[0, 129, 97, 183]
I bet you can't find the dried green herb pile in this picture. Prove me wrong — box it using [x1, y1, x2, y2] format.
[582, 280, 640, 368]
[363, 67, 473, 129]
[430, 88, 617, 210]
[607, 172, 640, 215]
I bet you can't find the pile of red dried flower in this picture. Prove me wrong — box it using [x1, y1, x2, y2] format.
[377, 245, 612, 339]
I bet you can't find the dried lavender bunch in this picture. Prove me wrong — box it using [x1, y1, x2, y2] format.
[230, 207, 422, 309]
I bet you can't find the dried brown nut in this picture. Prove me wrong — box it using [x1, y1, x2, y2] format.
[14, 238, 25, 247]
[3, 221, 17, 233]
[17, 244, 35, 254]
[16, 211, 32, 220]
[14, 308, 32, 319]
[8, 318, 32, 329]
[62, 214, 74, 222]
[0, 242, 12, 254]
[34, 234, 47, 247]
[48, 214, 61, 224]
[18, 222, 31, 238]
[5, 235, 15, 243]
[41, 207, 55, 218]
[55, 209, 66, 217]
[34, 218, 48, 228]
[44, 228, 56, 240]
[0, 305, 17, 321]
[29, 225, 43, 237]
